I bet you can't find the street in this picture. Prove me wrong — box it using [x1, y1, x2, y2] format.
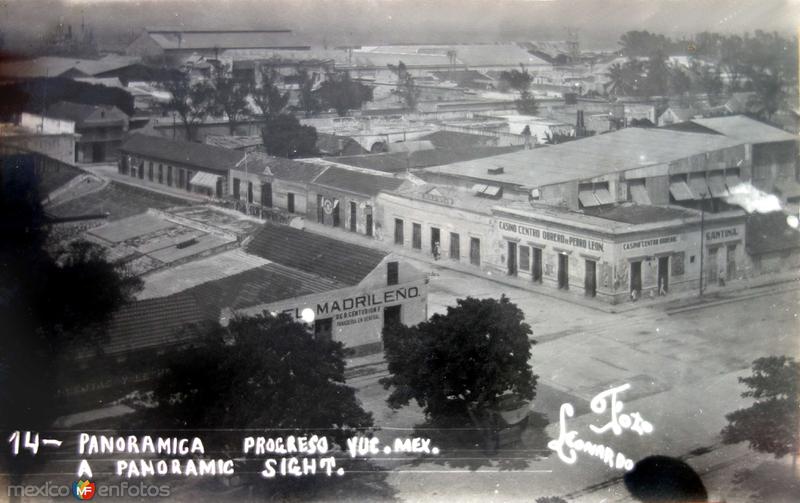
[351, 261, 800, 502]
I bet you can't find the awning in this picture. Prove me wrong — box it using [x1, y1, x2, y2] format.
[707, 174, 729, 198]
[471, 183, 489, 194]
[594, 187, 614, 205]
[190, 171, 221, 190]
[578, 190, 601, 207]
[483, 185, 502, 197]
[669, 180, 694, 201]
[688, 175, 710, 199]
[726, 174, 743, 192]
[629, 182, 651, 205]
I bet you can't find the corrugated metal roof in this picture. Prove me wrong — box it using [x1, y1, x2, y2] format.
[147, 31, 305, 51]
[120, 133, 245, 173]
[245, 153, 327, 183]
[245, 223, 388, 286]
[47, 101, 127, 125]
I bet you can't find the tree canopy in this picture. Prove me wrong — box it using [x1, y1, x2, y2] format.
[381, 296, 537, 444]
[317, 72, 373, 116]
[499, 65, 538, 115]
[211, 64, 251, 134]
[721, 356, 799, 468]
[252, 67, 290, 121]
[162, 72, 216, 141]
[388, 61, 421, 111]
[150, 313, 372, 431]
[261, 113, 318, 158]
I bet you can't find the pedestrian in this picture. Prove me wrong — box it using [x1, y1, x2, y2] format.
[433, 241, 441, 261]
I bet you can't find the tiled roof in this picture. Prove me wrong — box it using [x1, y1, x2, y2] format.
[95, 292, 214, 358]
[246, 223, 388, 285]
[325, 145, 523, 173]
[120, 133, 245, 173]
[185, 262, 345, 312]
[311, 166, 406, 196]
[245, 152, 327, 183]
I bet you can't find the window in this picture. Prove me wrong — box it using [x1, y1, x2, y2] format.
[384, 305, 402, 329]
[314, 318, 333, 341]
[519, 245, 530, 271]
[167, 166, 173, 186]
[365, 206, 373, 237]
[287, 192, 295, 213]
[178, 169, 185, 188]
[247, 181, 253, 203]
[158, 164, 163, 184]
[148, 162, 153, 181]
[412, 223, 422, 249]
[449, 232, 460, 260]
[233, 178, 240, 199]
[394, 218, 404, 245]
[387, 261, 399, 286]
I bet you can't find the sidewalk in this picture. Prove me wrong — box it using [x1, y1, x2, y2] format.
[301, 219, 800, 315]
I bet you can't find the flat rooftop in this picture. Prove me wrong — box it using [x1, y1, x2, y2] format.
[422, 127, 742, 188]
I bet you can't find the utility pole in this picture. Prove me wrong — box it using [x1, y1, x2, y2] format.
[698, 192, 707, 296]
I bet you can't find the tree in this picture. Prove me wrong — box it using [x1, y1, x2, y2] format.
[604, 59, 643, 97]
[642, 50, 670, 97]
[144, 313, 373, 493]
[746, 71, 786, 122]
[690, 60, 723, 106]
[317, 72, 373, 116]
[500, 65, 538, 115]
[261, 113, 318, 158]
[0, 153, 142, 501]
[163, 73, 215, 141]
[721, 356, 799, 471]
[212, 64, 251, 134]
[252, 66, 289, 121]
[388, 61, 421, 111]
[296, 68, 322, 117]
[381, 296, 537, 450]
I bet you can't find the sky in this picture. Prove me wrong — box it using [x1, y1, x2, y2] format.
[1, 0, 798, 52]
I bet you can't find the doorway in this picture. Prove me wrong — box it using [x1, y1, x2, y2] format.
[708, 247, 719, 283]
[657, 256, 669, 294]
[350, 202, 357, 232]
[558, 253, 569, 289]
[726, 244, 737, 279]
[532, 247, 542, 282]
[365, 206, 373, 237]
[507, 241, 517, 276]
[261, 182, 272, 207]
[91, 143, 103, 162]
[585, 259, 596, 297]
[630, 260, 642, 296]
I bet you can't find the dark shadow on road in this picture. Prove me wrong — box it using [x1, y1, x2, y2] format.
[402, 411, 553, 471]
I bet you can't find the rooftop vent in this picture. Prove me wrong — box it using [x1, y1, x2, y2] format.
[488, 167, 504, 175]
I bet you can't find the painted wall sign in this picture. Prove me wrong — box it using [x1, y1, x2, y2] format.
[705, 227, 739, 242]
[498, 220, 604, 252]
[622, 235, 678, 251]
[278, 285, 421, 323]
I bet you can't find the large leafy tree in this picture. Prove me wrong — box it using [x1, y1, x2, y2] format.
[144, 313, 373, 495]
[0, 154, 142, 501]
[163, 72, 216, 141]
[605, 59, 643, 97]
[388, 61, 421, 111]
[295, 68, 322, 117]
[252, 66, 290, 121]
[721, 356, 799, 470]
[642, 50, 670, 97]
[690, 60, 723, 106]
[499, 65, 538, 115]
[381, 296, 537, 449]
[212, 64, 251, 134]
[261, 113, 318, 158]
[317, 72, 373, 116]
